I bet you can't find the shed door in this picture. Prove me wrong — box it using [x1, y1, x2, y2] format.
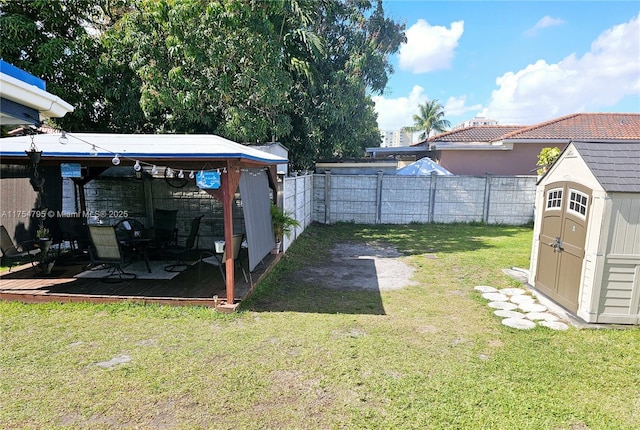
[535, 182, 591, 312]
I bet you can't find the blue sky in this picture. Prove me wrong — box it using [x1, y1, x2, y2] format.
[374, 1, 640, 132]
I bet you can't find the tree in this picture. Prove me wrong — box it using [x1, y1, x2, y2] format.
[536, 147, 561, 175]
[404, 100, 451, 141]
[0, 0, 145, 132]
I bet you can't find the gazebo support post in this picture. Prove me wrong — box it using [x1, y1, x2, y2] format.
[206, 162, 241, 312]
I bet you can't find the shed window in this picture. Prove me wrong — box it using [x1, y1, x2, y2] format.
[546, 188, 563, 210]
[568, 189, 588, 218]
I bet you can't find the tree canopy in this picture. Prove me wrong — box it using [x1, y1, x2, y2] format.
[0, 0, 405, 169]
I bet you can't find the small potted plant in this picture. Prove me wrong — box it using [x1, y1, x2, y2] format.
[36, 224, 52, 255]
[270, 204, 300, 254]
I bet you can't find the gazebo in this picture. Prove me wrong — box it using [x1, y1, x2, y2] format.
[0, 132, 288, 310]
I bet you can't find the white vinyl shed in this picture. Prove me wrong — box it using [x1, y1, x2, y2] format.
[529, 141, 640, 324]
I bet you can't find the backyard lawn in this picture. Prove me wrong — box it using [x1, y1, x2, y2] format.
[1, 223, 639, 429]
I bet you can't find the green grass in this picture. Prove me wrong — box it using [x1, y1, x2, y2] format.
[1, 223, 639, 429]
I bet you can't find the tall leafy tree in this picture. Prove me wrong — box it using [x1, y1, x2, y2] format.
[405, 99, 451, 141]
[0, 0, 145, 132]
[284, 0, 406, 169]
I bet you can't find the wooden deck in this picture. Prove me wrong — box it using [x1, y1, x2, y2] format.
[0, 251, 281, 308]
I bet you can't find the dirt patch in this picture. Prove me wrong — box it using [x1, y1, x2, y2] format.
[293, 242, 417, 291]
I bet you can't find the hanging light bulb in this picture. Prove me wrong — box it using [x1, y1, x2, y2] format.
[189, 170, 195, 179]
[151, 165, 158, 174]
[59, 131, 69, 145]
[112, 154, 120, 166]
[90, 145, 98, 157]
[133, 160, 142, 172]
[166, 167, 173, 177]
[178, 169, 184, 179]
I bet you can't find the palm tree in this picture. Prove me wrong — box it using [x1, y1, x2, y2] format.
[404, 100, 451, 140]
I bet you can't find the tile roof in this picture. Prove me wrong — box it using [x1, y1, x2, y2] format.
[422, 113, 640, 147]
[424, 125, 525, 143]
[502, 113, 640, 141]
[572, 141, 640, 193]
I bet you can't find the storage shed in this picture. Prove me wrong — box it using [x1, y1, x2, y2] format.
[528, 141, 640, 324]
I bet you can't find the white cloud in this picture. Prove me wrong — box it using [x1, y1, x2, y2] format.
[373, 87, 483, 131]
[398, 19, 464, 73]
[525, 15, 566, 37]
[485, 13, 640, 125]
[444, 96, 483, 117]
[372, 85, 428, 130]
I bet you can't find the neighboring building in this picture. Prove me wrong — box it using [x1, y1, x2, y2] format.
[452, 116, 499, 130]
[0, 60, 74, 127]
[380, 129, 413, 147]
[529, 141, 640, 324]
[420, 113, 640, 176]
[249, 141, 289, 176]
[315, 158, 398, 175]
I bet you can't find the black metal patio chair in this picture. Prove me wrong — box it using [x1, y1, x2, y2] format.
[87, 225, 136, 283]
[0, 224, 41, 271]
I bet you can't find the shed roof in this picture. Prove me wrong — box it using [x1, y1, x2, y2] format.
[571, 141, 640, 193]
[424, 125, 525, 143]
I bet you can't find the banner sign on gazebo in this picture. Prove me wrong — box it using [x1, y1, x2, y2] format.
[196, 171, 221, 189]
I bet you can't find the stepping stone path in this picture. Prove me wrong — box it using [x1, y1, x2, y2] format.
[474, 285, 569, 331]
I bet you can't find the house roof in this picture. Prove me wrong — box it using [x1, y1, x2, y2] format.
[570, 141, 640, 193]
[419, 113, 640, 149]
[0, 132, 288, 166]
[423, 125, 525, 143]
[502, 113, 640, 141]
[0, 60, 74, 125]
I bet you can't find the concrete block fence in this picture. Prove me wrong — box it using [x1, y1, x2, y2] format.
[77, 171, 535, 252]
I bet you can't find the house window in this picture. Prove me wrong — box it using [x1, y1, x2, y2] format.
[546, 188, 563, 210]
[568, 189, 588, 218]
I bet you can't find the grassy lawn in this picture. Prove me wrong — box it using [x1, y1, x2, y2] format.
[1, 223, 639, 429]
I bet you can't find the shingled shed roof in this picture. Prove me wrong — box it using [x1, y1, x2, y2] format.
[572, 141, 640, 193]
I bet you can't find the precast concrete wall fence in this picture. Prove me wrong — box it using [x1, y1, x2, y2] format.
[281, 173, 537, 242]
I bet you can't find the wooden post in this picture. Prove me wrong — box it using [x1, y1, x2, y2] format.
[206, 163, 241, 307]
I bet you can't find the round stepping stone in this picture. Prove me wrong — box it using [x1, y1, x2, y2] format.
[510, 295, 535, 304]
[494, 310, 526, 319]
[539, 321, 569, 331]
[482, 292, 508, 302]
[487, 301, 518, 310]
[474, 285, 498, 293]
[502, 318, 536, 330]
[518, 302, 547, 313]
[525, 312, 558, 322]
[500, 288, 526, 296]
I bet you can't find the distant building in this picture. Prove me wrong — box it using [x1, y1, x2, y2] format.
[452, 117, 498, 130]
[380, 129, 413, 147]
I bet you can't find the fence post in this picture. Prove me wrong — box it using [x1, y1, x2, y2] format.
[376, 171, 384, 224]
[429, 171, 437, 223]
[483, 173, 492, 224]
[324, 170, 331, 224]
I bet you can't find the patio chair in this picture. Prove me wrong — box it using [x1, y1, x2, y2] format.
[164, 215, 203, 272]
[0, 224, 41, 271]
[87, 225, 136, 283]
[151, 209, 178, 247]
[198, 233, 247, 282]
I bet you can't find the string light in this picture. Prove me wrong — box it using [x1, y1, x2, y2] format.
[59, 131, 68, 145]
[54, 129, 252, 185]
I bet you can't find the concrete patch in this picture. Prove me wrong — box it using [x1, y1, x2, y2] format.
[294, 242, 417, 291]
[502, 318, 537, 330]
[474, 285, 498, 293]
[482, 292, 508, 302]
[494, 310, 526, 319]
[487, 301, 518, 310]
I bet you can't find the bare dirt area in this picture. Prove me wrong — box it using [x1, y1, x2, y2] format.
[293, 242, 417, 291]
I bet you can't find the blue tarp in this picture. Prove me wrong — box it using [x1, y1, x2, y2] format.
[396, 157, 453, 176]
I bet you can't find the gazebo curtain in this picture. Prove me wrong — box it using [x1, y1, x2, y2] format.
[239, 169, 275, 271]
